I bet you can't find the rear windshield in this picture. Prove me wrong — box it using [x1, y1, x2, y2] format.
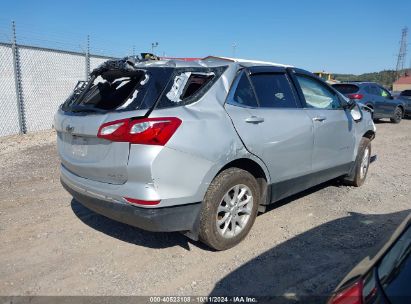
[332, 84, 359, 94]
[62, 65, 226, 113]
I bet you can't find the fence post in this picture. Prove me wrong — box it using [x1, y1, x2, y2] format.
[11, 21, 26, 134]
[85, 35, 90, 80]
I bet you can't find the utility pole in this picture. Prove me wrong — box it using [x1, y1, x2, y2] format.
[85, 35, 90, 80]
[395, 27, 408, 80]
[151, 42, 159, 54]
[232, 42, 237, 58]
[11, 21, 26, 134]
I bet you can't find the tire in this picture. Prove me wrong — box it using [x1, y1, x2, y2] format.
[390, 107, 403, 124]
[342, 138, 371, 187]
[199, 168, 260, 251]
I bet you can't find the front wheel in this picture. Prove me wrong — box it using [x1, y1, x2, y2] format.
[390, 107, 403, 123]
[342, 138, 371, 187]
[199, 168, 260, 250]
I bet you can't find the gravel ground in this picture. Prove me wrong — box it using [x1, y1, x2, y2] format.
[0, 120, 410, 300]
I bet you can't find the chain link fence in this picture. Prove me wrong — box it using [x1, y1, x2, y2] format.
[0, 44, 20, 136]
[0, 42, 115, 137]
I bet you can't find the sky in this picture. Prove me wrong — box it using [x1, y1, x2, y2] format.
[1, 0, 410, 74]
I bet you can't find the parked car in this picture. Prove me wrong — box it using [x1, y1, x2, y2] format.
[328, 214, 411, 304]
[398, 90, 411, 117]
[332, 82, 406, 123]
[55, 56, 376, 250]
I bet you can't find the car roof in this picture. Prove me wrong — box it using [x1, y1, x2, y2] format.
[133, 56, 293, 69]
[339, 81, 378, 86]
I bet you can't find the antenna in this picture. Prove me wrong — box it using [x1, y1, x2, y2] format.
[395, 27, 408, 79]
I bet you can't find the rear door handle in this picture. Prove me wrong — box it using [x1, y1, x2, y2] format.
[245, 116, 264, 124]
[312, 116, 327, 122]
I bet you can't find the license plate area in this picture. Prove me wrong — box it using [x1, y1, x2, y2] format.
[71, 136, 88, 158]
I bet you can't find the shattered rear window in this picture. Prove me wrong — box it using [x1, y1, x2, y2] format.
[62, 67, 173, 113]
[62, 65, 227, 113]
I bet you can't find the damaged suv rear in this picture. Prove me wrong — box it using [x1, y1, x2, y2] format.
[56, 56, 376, 250]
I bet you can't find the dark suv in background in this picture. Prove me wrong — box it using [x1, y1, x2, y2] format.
[332, 82, 406, 123]
[398, 90, 411, 117]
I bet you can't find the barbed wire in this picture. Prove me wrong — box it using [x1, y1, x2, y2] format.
[0, 19, 142, 58]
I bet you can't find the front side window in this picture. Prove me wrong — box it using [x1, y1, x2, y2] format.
[296, 75, 341, 109]
[250, 73, 298, 108]
[379, 87, 392, 99]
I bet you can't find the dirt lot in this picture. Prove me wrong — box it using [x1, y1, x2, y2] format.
[0, 119, 410, 300]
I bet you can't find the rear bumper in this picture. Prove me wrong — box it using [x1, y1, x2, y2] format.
[62, 179, 202, 233]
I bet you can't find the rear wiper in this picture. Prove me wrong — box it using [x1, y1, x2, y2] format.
[69, 105, 107, 113]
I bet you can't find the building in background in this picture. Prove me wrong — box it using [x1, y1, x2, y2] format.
[393, 73, 411, 92]
[313, 71, 339, 84]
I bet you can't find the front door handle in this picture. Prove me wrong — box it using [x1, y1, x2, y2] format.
[245, 116, 264, 124]
[312, 116, 327, 122]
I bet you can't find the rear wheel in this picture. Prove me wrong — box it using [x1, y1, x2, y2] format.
[390, 107, 403, 123]
[342, 138, 371, 187]
[199, 168, 259, 250]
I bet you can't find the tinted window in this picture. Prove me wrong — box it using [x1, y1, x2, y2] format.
[377, 225, 411, 303]
[364, 85, 372, 94]
[296, 75, 341, 109]
[332, 84, 359, 94]
[250, 73, 298, 108]
[400, 90, 411, 97]
[231, 72, 259, 108]
[370, 85, 381, 96]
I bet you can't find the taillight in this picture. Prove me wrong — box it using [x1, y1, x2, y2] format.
[97, 117, 182, 146]
[123, 197, 160, 206]
[328, 279, 363, 304]
[347, 94, 363, 100]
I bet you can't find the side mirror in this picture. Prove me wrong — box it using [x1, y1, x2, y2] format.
[343, 99, 356, 110]
[350, 104, 363, 122]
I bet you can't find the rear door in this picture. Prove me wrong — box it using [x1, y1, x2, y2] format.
[291, 70, 355, 174]
[368, 84, 387, 117]
[224, 67, 314, 188]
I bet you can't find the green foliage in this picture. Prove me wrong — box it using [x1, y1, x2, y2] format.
[334, 70, 400, 89]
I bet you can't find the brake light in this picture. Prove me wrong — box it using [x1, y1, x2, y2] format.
[124, 197, 160, 206]
[97, 117, 182, 146]
[347, 94, 363, 100]
[328, 280, 363, 304]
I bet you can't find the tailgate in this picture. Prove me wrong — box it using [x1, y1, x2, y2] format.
[55, 110, 145, 184]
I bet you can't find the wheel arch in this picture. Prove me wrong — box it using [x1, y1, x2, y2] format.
[363, 130, 375, 141]
[216, 157, 271, 206]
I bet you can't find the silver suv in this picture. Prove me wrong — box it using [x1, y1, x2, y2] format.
[55, 56, 376, 250]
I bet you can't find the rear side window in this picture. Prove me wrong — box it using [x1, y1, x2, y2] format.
[250, 73, 298, 108]
[296, 75, 341, 109]
[332, 84, 359, 94]
[156, 66, 227, 109]
[231, 72, 259, 108]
